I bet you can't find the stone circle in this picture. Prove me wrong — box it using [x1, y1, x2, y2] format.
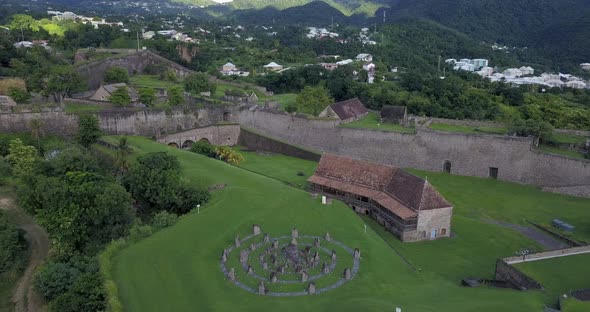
[220, 227, 361, 296]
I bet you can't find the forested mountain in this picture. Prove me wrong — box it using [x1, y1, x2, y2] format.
[385, 0, 590, 71]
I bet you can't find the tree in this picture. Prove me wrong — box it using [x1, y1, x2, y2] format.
[9, 14, 39, 41]
[138, 88, 156, 106]
[103, 66, 129, 84]
[45, 66, 84, 106]
[184, 72, 215, 94]
[77, 115, 101, 148]
[167, 86, 184, 106]
[215, 146, 244, 166]
[29, 119, 44, 151]
[115, 137, 132, 173]
[126, 152, 209, 214]
[296, 86, 333, 116]
[6, 139, 38, 177]
[0, 212, 26, 273]
[108, 86, 131, 106]
[41, 145, 101, 177]
[35, 261, 81, 301]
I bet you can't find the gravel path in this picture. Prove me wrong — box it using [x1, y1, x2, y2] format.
[1, 197, 50, 312]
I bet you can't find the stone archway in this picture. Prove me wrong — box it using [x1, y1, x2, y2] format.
[223, 112, 231, 122]
[182, 140, 195, 149]
[199, 138, 211, 144]
[168, 142, 180, 148]
[443, 160, 452, 174]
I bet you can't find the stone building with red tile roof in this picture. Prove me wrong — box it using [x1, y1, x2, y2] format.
[318, 98, 368, 123]
[308, 154, 453, 242]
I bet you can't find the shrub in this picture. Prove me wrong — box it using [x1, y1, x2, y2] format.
[189, 141, 216, 157]
[48, 272, 106, 312]
[0, 78, 26, 95]
[108, 86, 131, 107]
[128, 222, 153, 242]
[8, 87, 30, 103]
[224, 89, 247, 97]
[161, 69, 177, 82]
[34, 261, 81, 300]
[0, 212, 26, 273]
[215, 146, 245, 166]
[104, 67, 129, 84]
[151, 211, 178, 229]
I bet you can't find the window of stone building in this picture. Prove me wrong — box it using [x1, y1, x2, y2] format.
[489, 167, 499, 179]
[420, 231, 426, 239]
[443, 161, 452, 174]
[440, 228, 447, 236]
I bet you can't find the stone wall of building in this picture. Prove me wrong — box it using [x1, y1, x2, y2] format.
[238, 128, 321, 161]
[494, 259, 543, 290]
[236, 108, 590, 192]
[405, 207, 453, 242]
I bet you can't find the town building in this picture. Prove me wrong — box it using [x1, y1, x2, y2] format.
[318, 98, 368, 123]
[308, 154, 453, 242]
[263, 62, 283, 71]
[519, 66, 535, 76]
[320, 63, 339, 71]
[502, 68, 523, 77]
[581, 63, 590, 71]
[336, 59, 353, 66]
[355, 54, 373, 62]
[472, 59, 489, 69]
[380, 105, 407, 125]
[89, 83, 137, 102]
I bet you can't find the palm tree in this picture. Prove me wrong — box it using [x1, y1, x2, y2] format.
[115, 136, 132, 173]
[29, 119, 44, 151]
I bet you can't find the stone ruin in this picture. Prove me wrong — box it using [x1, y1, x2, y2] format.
[235, 235, 241, 248]
[272, 240, 279, 249]
[354, 248, 361, 260]
[250, 243, 256, 251]
[262, 262, 268, 270]
[292, 228, 299, 238]
[307, 282, 316, 295]
[228, 268, 236, 281]
[314, 238, 321, 248]
[344, 268, 351, 280]
[247, 266, 253, 275]
[301, 271, 309, 282]
[221, 250, 227, 263]
[325, 232, 331, 242]
[253, 224, 261, 235]
[322, 262, 330, 274]
[258, 281, 267, 295]
[270, 272, 278, 283]
[291, 237, 298, 245]
[331, 250, 337, 262]
[240, 250, 248, 263]
[263, 234, 270, 243]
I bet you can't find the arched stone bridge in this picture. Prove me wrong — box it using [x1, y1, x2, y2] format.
[157, 124, 241, 149]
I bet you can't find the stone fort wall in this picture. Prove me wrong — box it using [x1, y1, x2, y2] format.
[0, 105, 227, 138]
[237, 108, 590, 191]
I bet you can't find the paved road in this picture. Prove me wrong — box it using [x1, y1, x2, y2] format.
[1, 197, 50, 312]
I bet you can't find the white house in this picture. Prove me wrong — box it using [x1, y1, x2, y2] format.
[502, 68, 523, 77]
[263, 62, 283, 71]
[472, 59, 489, 69]
[142, 31, 155, 39]
[336, 59, 353, 66]
[13, 41, 33, 48]
[355, 54, 373, 62]
[453, 62, 475, 72]
[519, 66, 534, 76]
[157, 30, 177, 36]
[565, 81, 587, 89]
[476, 67, 494, 77]
[445, 58, 457, 64]
[581, 63, 590, 71]
[362, 63, 375, 71]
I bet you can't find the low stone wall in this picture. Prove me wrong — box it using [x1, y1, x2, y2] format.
[542, 185, 590, 198]
[554, 129, 590, 137]
[238, 128, 321, 161]
[503, 246, 590, 265]
[156, 124, 241, 147]
[494, 259, 543, 290]
[63, 98, 113, 107]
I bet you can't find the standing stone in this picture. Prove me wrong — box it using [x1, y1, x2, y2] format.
[313, 251, 320, 262]
[301, 271, 309, 282]
[307, 282, 316, 295]
[253, 224, 261, 235]
[228, 268, 236, 281]
[270, 272, 278, 283]
[272, 240, 279, 250]
[259, 254, 265, 263]
[258, 281, 266, 295]
[250, 243, 256, 251]
[235, 235, 241, 248]
[354, 248, 361, 259]
[292, 228, 299, 238]
[279, 265, 286, 274]
[314, 238, 321, 248]
[331, 250, 337, 261]
[263, 233, 270, 243]
[262, 262, 268, 270]
[343, 268, 351, 280]
[291, 237, 298, 246]
[240, 250, 248, 263]
[221, 250, 227, 263]
[247, 266, 253, 275]
[322, 262, 330, 274]
[325, 232, 331, 242]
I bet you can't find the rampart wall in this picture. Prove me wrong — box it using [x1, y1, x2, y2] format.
[237, 108, 590, 190]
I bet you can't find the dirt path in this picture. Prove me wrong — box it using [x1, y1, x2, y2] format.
[489, 219, 569, 251]
[0, 198, 50, 312]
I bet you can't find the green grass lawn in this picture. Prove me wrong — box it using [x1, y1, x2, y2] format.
[537, 144, 587, 160]
[428, 123, 508, 135]
[548, 133, 588, 145]
[108, 137, 590, 311]
[561, 297, 590, 312]
[234, 147, 317, 188]
[341, 112, 416, 133]
[130, 75, 181, 89]
[514, 253, 590, 300]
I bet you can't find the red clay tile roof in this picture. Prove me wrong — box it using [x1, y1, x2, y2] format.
[308, 154, 451, 219]
[329, 98, 368, 121]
